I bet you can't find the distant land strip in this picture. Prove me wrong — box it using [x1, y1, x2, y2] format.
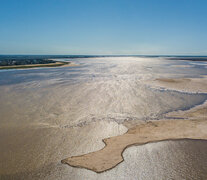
[0, 61, 72, 69]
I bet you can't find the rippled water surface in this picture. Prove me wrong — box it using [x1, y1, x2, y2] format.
[0, 57, 207, 179]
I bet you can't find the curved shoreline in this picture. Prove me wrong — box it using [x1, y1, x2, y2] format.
[62, 118, 207, 173]
[62, 76, 207, 173]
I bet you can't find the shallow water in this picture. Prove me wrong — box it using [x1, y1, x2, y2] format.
[0, 57, 207, 179]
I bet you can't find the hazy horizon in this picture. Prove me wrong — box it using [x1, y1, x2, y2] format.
[1, 52, 207, 57]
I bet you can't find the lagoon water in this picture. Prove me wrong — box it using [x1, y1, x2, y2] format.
[0, 57, 207, 179]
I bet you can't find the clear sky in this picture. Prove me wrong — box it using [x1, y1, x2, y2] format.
[0, 0, 207, 55]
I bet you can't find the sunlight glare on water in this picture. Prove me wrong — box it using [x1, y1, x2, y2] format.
[0, 57, 207, 179]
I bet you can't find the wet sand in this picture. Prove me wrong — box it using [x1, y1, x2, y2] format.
[0, 57, 207, 179]
[166, 100, 207, 120]
[0, 121, 127, 180]
[61, 60, 207, 175]
[62, 119, 207, 173]
[149, 77, 207, 93]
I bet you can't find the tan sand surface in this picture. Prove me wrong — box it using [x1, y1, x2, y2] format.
[1, 57, 206, 179]
[62, 118, 207, 173]
[62, 75, 207, 173]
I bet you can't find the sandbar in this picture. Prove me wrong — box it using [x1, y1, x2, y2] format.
[62, 118, 207, 173]
[62, 76, 207, 173]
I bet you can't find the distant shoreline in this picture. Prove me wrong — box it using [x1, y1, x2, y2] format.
[0, 61, 74, 70]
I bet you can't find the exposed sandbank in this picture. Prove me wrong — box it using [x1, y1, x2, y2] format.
[62, 76, 207, 173]
[62, 118, 207, 173]
[0, 57, 206, 179]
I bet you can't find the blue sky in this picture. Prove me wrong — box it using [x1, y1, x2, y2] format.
[0, 0, 207, 55]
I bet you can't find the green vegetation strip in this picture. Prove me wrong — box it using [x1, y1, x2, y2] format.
[0, 61, 69, 69]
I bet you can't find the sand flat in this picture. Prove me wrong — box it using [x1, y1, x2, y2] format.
[1, 57, 207, 179]
[62, 118, 207, 173]
[62, 75, 207, 173]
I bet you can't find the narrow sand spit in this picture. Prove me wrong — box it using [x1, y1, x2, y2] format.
[0, 61, 77, 69]
[62, 118, 207, 173]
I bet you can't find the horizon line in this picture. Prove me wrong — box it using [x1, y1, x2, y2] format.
[1, 54, 207, 57]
